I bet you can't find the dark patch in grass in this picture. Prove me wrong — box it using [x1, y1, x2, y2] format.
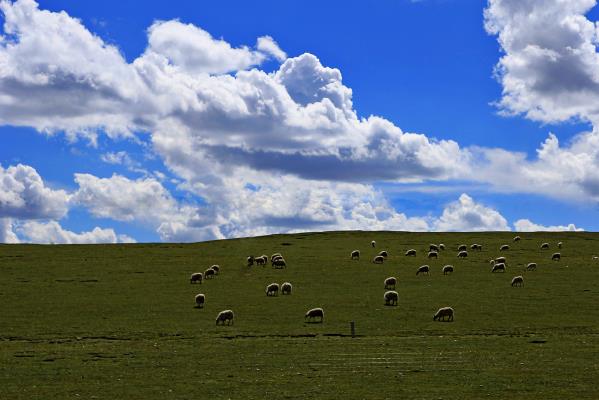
[55, 279, 75, 282]
[80, 279, 98, 282]
[222, 334, 318, 340]
[14, 353, 34, 358]
[281, 242, 293, 246]
[530, 340, 547, 344]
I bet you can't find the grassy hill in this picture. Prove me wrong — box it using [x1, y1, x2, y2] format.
[1, 231, 598, 399]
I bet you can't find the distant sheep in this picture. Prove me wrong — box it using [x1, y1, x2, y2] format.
[433, 307, 454, 322]
[439, 244, 445, 250]
[442, 265, 454, 275]
[492, 263, 506, 273]
[273, 258, 287, 269]
[255, 256, 267, 266]
[428, 251, 438, 259]
[471, 244, 482, 251]
[204, 269, 216, 279]
[281, 282, 292, 295]
[373, 255, 385, 264]
[271, 253, 282, 263]
[429, 244, 439, 252]
[526, 262, 537, 271]
[266, 283, 280, 296]
[593, 256, 598, 261]
[384, 276, 397, 290]
[541, 243, 550, 250]
[552, 252, 561, 261]
[500, 244, 510, 251]
[351, 250, 360, 260]
[417, 265, 430, 275]
[247, 256, 254, 266]
[195, 293, 205, 308]
[305, 307, 324, 322]
[210, 265, 220, 275]
[378, 250, 389, 258]
[384, 290, 399, 306]
[557, 241, 563, 249]
[190, 272, 203, 284]
[457, 250, 468, 258]
[405, 249, 417, 256]
[216, 310, 234, 325]
[495, 256, 507, 264]
[513, 235, 521, 242]
[371, 240, 376, 248]
[458, 244, 467, 251]
[511, 275, 524, 287]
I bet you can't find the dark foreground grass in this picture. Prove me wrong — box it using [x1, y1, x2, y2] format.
[1, 231, 598, 399]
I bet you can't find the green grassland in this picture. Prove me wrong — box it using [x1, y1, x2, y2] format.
[1, 231, 598, 399]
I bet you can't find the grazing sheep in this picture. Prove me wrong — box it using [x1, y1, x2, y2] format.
[457, 250, 468, 258]
[429, 244, 439, 252]
[541, 243, 550, 250]
[433, 307, 454, 322]
[351, 250, 360, 260]
[439, 243, 445, 250]
[513, 235, 521, 242]
[384, 290, 399, 306]
[273, 258, 287, 269]
[371, 240, 376, 248]
[491, 263, 506, 273]
[205, 268, 216, 279]
[305, 307, 324, 322]
[442, 265, 454, 275]
[210, 265, 220, 275]
[255, 256, 267, 266]
[593, 256, 598, 261]
[281, 282, 292, 295]
[416, 265, 430, 275]
[458, 244, 467, 251]
[511, 275, 524, 287]
[405, 249, 417, 257]
[384, 276, 397, 290]
[373, 255, 385, 264]
[190, 272, 203, 284]
[216, 310, 234, 325]
[266, 283, 280, 296]
[471, 244, 482, 251]
[500, 244, 510, 251]
[552, 252, 561, 261]
[271, 253, 282, 263]
[557, 241, 563, 249]
[526, 262, 537, 271]
[195, 293, 205, 308]
[247, 256, 254, 266]
[378, 250, 389, 258]
[428, 251, 438, 259]
[495, 256, 507, 264]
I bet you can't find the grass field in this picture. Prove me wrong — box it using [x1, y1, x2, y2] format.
[1, 231, 598, 399]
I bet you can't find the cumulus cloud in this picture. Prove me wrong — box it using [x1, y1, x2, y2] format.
[513, 219, 584, 232]
[0, 218, 19, 243]
[434, 193, 510, 231]
[16, 220, 136, 244]
[0, 163, 70, 219]
[256, 35, 287, 61]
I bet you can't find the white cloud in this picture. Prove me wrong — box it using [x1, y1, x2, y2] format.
[434, 193, 510, 231]
[514, 219, 584, 232]
[256, 35, 287, 61]
[0, 163, 70, 219]
[16, 219, 136, 244]
[0, 218, 19, 243]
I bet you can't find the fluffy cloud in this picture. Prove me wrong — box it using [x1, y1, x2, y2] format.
[513, 219, 584, 232]
[0, 163, 69, 219]
[434, 194, 510, 231]
[16, 220, 136, 244]
[0, 218, 19, 243]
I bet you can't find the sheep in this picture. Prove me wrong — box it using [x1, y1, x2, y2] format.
[457, 250, 468, 258]
[281, 282, 292, 295]
[210, 265, 220, 275]
[526, 262, 537, 271]
[190, 272, 203, 284]
[557, 241, 563, 249]
[541, 243, 550, 250]
[247, 256, 254, 266]
[266, 283, 280, 296]
[428, 251, 438, 259]
[216, 310, 234, 325]
[405, 249, 417, 256]
[593, 256, 599, 261]
[384, 290, 399, 306]
[433, 307, 454, 322]
[271, 253, 282, 263]
[495, 256, 507, 264]
[305, 307, 324, 322]
[378, 250, 389, 258]
[204, 268, 216, 279]
[373, 255, 385, 264]
[195, 293, 205, 308]
[491, 263, 506, 273]
[371, 240, 376, 248]
[273, 258, 287, 269]
[511, 275, 524, 287]
[442, 265, 454, 275]
[351, 250, 360, 260]
[458, 244, 467, 251]
[429, 244, 439, 252]
[471, 244, 482, 251]
[384, 276, 397, 290]
[552, 252, 561, 261]
[255, 256, 267, 266]
[416, 265, 430, 275]
[439, 243, 445, 250]
[500, 244, 510, 251]
[513, 235, 521, 242]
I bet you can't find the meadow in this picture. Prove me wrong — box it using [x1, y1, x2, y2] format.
[1, 231, 598, 399]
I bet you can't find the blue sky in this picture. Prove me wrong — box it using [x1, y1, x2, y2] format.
[1, 0, 598, 243]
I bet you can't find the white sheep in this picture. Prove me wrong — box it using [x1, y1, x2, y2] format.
[273, 258, 287, 269]
[271, 253, 282, 263]
[378, 250, 389, 258]
[384, 276, 397, 290]
[442, 265, 454, 275]
[305, 307, 324, 322]
[215, 310, 234, 325]
[511, 275, 524, 287]
[439, 243, 445, 250]
[458, 244, 467, 251]
[492, 263, 506, 273]
[281, 282, 292, 295]
[384, 290, 399, 306]
[428, 251, 438, 259]
[495, 256, 507, 264]
[371, 240, 376, 248]
[433, 307, 454, 322]
[429, 244, 439, 252]
[500, 244, 510, 251]
[557, 241, 563, 249]
[204, 268, 216, 279]
[247, 256, 254, 266]
[195, 293, 205, 308]
[255, 256, 267, 266]
[513, 235, 521, 242]
[351, 250, 360, 260]
[266, 283, 280, 296]
[457, 250, 468, 258]
[373, 255, 385, 264]
[405, 249, 417, 256]
[541, 243, 550, 250]
[416, 265, 430, 275]
[470, 244, 482, 251]
[190, 272, 203, 284]
[593, 256, 598, 261]
[210, 265, 220, 275]
[526, 262, 537, 271]
[552, 252, 561, 261]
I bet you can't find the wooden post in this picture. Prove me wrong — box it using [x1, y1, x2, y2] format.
[350, 321, 355, 337]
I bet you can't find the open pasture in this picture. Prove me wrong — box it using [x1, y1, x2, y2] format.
[1, 231, 598, 399]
